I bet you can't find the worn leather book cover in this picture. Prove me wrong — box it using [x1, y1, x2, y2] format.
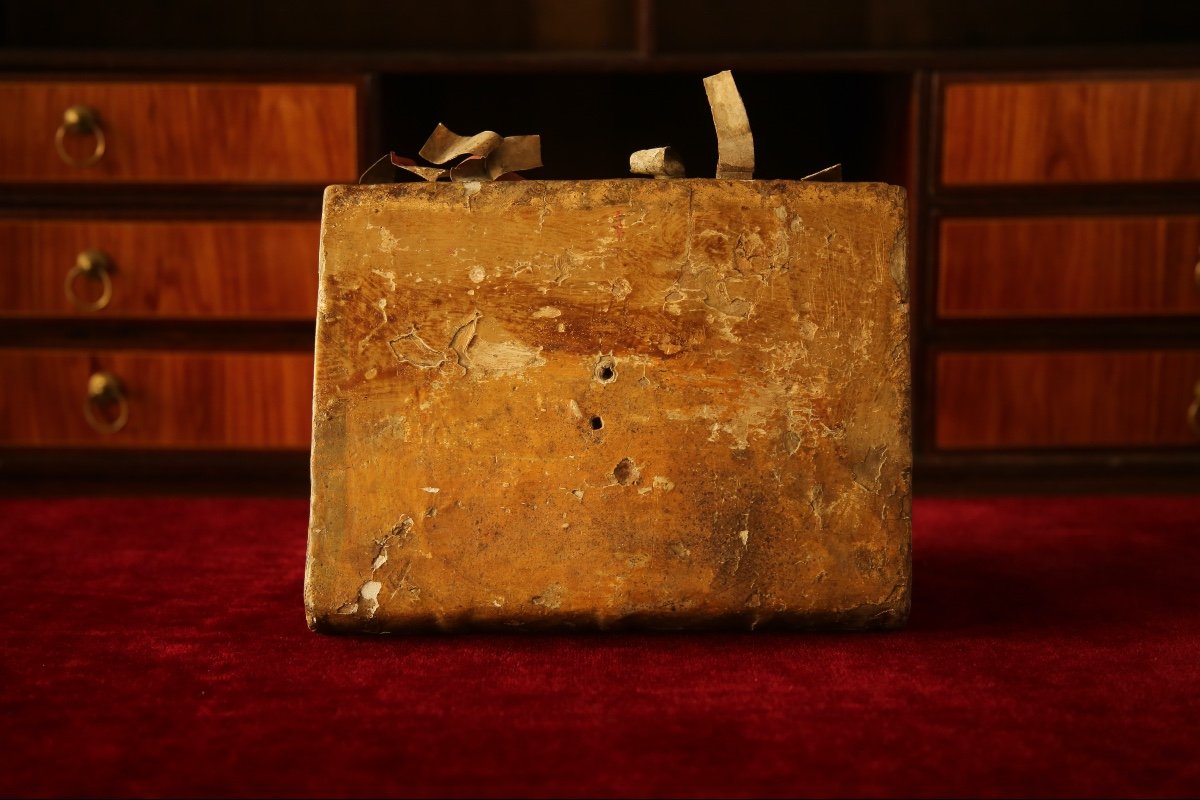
[305, 179, 911, 632]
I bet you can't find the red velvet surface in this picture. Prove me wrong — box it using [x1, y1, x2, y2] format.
[1, 495, 1198, 798]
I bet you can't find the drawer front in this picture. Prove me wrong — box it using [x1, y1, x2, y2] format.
[941, 79, 1200, 186]
[0, 220, 320, 320]
[0, 350, 313, 448]
[936, 350, 1200, 449]
[939, 215, 1200, 318]
[0, 81, 359, 184]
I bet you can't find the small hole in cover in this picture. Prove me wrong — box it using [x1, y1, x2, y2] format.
[613, 457, 639, 486]
[594, 357, 617, 383]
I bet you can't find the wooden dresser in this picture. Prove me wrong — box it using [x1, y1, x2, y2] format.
[0, 78, 366, 489]
[915, 72, 1200, 487]
[2, 0, 1198, 491]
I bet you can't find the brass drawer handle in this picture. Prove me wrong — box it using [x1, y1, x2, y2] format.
[55, 104, 107, 168]
[84, 371, 128, 434]
[1190, 381, 1200, 437]
[64, 249, 113, 311]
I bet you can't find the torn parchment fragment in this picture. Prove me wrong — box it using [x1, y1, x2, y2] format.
[484, 135, 542, 180]
[630, 146, 686, 178]
[358, 152, 396, 184]
[419, 123, 541, 181]
[802, 163, 844, 182]
[419, 123, 504, 165]
[703, 70, 755, 180]
[363, 123, 542, 184]
[392, 153, 447, 183]
[448, 155, 489, 182]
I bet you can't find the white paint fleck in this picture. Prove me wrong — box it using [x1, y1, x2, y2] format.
[638, 487, 653, 495]
[371, 269, 398, 291]
[557, 323, 566, 332]
[465, 339, 545, 377]
[371, 551, 388, 570]
[468, 266, 486, 283]
[739, 529, 749, 547]
[531, 584, 564, 609]
[373, 225, 400, 253]
[422, 487, 440, 494]
[360, 580, 382, 617]
[652, 476, 675, 492]
[531, 306, 562, 319]
[568, 400, 583, 420]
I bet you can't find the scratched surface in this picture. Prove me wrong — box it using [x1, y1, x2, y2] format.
[305, 179, 911, 632]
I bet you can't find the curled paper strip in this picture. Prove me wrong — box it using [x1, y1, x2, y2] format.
[358, 152, 398, 184]
[392, 153, 447, 182]
[419, 123, 503, 165]
[359, 123, 541, 184]
[802, 163, 844, 182]
[703, 70, 754, 180]
[421, 123, 541, 182]
[629, 146, 686, 178]
[484, 135, 542, 180]
[448, 154, 488, 182]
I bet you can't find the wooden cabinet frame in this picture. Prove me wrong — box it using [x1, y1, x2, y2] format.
[913, 70, 1200, 490]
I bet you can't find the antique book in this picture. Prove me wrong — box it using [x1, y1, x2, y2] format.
[305, 179, 911, 632]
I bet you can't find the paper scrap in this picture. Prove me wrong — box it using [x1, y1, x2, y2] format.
[703, 70, 754, 180]
[630, 146, 685, 178]
[485, 135, 542, 180]
[362, 124, 542, 184]
[358, 152, 396, 184]
[449, 155, 489, 182]
[802, 163, 843, 182]
[419, 123, 503, 165]
[393, 152, 447, 182]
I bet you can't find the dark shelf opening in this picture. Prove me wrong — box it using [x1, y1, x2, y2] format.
[377, 72, 912, 185]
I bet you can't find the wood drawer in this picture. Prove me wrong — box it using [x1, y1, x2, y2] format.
[0, 350, 313, 448]
[941, 78, 1200, 186]
[0, 220, 320, 320]
[939, 215, 1200, 318]
[0, 81, 359, 184]
[936, 350, 1200, 449]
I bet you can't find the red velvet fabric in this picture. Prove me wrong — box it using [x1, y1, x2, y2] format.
[1, 495, 1198, 798]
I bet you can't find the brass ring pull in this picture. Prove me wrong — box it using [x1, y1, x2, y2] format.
[1189, 381, 1200, 437]
[84, 371, 128, 435]
[54, 104, 106, 168]
[64, 249, 113, 311]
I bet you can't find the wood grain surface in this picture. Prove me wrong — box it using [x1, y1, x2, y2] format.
[0, 219, 320, 320]
[936, 350, 1200, 449]
[0, 349, 313, 448]
[941, 79, 1200, 185]
[938, 215, 1200, 318]
[306, 179, 911, 632]
[0, 81, 359, 184]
